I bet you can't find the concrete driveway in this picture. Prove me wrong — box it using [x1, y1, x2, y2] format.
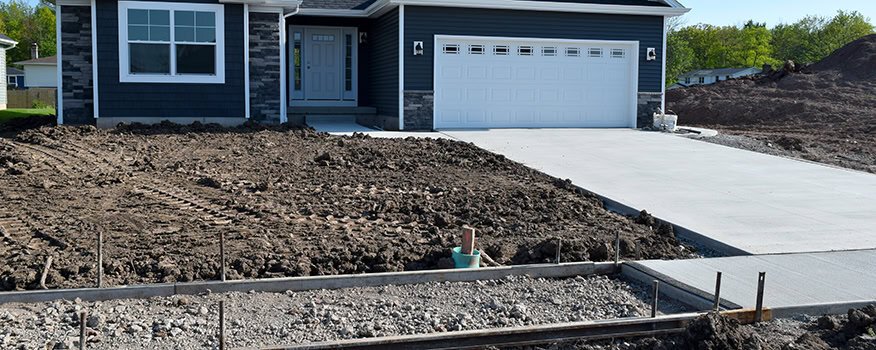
[441, 129, 876, 255]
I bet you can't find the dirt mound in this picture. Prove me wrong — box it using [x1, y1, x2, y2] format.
[0, 115, 55, 134]
[806, 34, 876, 81]
[682, 313, 765, 350]
[667, 35, 876, 173]
[0, 124, 694, 290]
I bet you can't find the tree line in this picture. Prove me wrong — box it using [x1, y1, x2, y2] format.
[0, 0, 56, 65]
[667, 10, 875, 85]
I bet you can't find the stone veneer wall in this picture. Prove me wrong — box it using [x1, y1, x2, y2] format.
[248, 12, 281, 123]
[637, 92, 663, 129]
[403, 90, 434, 131]
[61, 5, 94, 124]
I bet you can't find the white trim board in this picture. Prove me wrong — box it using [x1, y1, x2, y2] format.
[398, 4, 405, 130]
[298, 0, 688, 18]
[432, 35, 640, 129]
[244, 4, 250, 119]
[660, 15, 667, 112]
[91, 0, 99, 118]
[279, 12, 288, 123]
[56, 4, 63, 125]
[117, 1, 226, 84]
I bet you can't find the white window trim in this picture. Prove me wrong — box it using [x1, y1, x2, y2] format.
[117, 1, 225, 84]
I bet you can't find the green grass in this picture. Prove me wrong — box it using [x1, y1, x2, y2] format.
[0, 108, 56, 123]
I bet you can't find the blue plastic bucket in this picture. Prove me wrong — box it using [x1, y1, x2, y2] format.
[451, 247, 481, 269]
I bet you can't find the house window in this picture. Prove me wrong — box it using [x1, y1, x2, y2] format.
[518, 45, 533, 56]
[293, 32, 302, 91]
[469, 44, 485, 55]
[443, 44, 459, 54]
[726, 75, 731, 80]
[716, 76, 720, 81]
[493, 45, 509, 55]
[541, 47, 557, 56]
[588, 48, 603, 58]
[684, 77, 691, 84]
[698, 77, 705, 84]
[565, 47, 580, 57]
[118, 1, 225, 84]
[344, 34, 352, 91]
[7, 76, 16, 87]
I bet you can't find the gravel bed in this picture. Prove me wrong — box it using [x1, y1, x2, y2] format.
[0, 274, 689, 349]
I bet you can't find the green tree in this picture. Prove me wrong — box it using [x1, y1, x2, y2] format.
[771, 11, 874, 64]
[666, 21, 694, 85]
[0, 0, 56, 65]
[734, 21, 776, 68]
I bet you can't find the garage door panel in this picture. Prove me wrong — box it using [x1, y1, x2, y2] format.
[434, 36, 635, 129]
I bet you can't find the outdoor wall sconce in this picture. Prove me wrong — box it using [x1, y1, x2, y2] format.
[413, 41, 424, 55]
[647, 47, 657, 61]
[359, 32, 368, 44]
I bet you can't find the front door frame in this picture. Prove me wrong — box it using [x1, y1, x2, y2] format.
[288, 25, 358, 107]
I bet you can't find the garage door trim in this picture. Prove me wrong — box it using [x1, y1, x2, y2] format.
[432, 34, 640, 130]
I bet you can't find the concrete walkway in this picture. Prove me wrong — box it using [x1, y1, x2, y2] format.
[441, 129, 876, 255]
[626, 249, 876, 310]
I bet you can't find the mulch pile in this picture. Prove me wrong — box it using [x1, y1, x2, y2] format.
[668, 35, 876, 173]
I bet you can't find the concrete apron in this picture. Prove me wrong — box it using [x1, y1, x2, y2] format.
[0, 262, 618, 304]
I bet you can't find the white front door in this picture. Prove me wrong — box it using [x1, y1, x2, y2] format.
[433, 36, 638, 129]
[304, 28, 341, 100]
[289, 26, 358, 106]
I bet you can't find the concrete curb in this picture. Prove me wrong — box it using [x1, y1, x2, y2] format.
[620, 262, 743, 311]
[0, 262, 619, 304]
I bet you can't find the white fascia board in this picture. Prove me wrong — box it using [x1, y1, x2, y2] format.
[56, 0, 90, 6]
[300, 0, 686, 18]
[391, 0, 689, 16]
[0, 38, 18, 47]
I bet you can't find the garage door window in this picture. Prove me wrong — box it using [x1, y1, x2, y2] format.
[566, 47, 580, 57]
[588, 48, 603, 58]
[518, 46, 533, 56]
[541, 47, 557, 56]
[469, 44, 485, 55]
[443, 44, 460, 54]
[611, 48, 626, 59]
[493, 45, 509, 55]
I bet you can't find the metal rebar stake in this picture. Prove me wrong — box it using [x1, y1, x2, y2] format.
[220, 230, 226, 282]
[79, 310, 87, 350]
[651, 280, 659, 318]
[713, 271, 722, 312]
[755, 272, 766, 322]
[219, 300, 226, 350]
[97, 231, 103, 288]
[555, 238, 562, 264]
[614, 231, 620, 265]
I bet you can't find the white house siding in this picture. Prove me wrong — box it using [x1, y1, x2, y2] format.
[23, 65, 58, 88]
[0, 49, 6, 109]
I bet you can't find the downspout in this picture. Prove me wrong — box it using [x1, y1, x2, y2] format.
[283, 0, 301, 18]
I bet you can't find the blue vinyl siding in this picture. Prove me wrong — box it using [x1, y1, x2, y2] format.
[367, 8, 399, 118]
[95, 0, 245, 119]
[403, 6, 664, 93]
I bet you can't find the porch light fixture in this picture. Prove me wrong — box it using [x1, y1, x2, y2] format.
[647, 47, 657, 61]
[413, 41, 424, 56]
[359, 32, 368, 44]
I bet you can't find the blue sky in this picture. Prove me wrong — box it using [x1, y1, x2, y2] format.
[679, 0, 876, 27]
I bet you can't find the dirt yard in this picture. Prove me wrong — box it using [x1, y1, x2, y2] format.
[668, 35, 876, 174]
[0, 123, 691, 291]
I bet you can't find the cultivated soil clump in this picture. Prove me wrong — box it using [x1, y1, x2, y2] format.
[0, 122, 693, 290]
[504, 305, 876, 349]
[668, 34, 876, 173]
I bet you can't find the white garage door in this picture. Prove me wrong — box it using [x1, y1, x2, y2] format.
[433, 36, 638, 129]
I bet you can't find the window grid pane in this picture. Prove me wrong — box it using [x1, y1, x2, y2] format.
[344, 34, 352, 91]
[293, 34, 302, 90]
[128, 7, 218, 77]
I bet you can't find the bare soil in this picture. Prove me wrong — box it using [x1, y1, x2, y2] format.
[668, 35, 876, 173]
[0, 122, 692, 291]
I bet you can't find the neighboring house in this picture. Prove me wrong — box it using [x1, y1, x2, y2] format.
[7, 67, 25, 89]
[677, 67, 761, 87]
[14, 56, 59, 88]
[1, 34, 20, 110]
[55, 0, 689, 129]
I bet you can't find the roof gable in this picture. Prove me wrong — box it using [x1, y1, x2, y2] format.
[14, 56, 58, 66]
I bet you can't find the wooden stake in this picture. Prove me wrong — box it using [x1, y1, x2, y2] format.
[461, 226, 476, 255]
[713, 271, 723, 312]
[79, 310, 87, 350]
[39, 256, 53, 290]
[219, 300, 226, 350]
[220, 230, 226, 282]
[755, 272, 766, 322]
[97, 231, 103, 288]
